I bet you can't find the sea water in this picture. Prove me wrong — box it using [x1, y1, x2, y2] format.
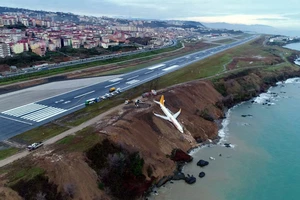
[283, 43, 300, 65]
[283, 42, 300, 52]
[151, 78, 300, 200]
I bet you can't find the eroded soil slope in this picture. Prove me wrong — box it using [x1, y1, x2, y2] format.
[3, 65, 300, 199]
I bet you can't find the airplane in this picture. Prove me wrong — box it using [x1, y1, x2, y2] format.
[153, 95, 184, 133]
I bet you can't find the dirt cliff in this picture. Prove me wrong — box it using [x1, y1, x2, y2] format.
[102, 80, 224, 180]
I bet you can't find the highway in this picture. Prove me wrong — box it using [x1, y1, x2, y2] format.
[0, 35, 258, 141]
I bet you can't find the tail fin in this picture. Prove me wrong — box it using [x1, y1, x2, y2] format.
[160, 95, 165, 106]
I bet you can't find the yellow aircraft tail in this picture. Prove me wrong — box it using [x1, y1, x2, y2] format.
[160, 95, 165, 106]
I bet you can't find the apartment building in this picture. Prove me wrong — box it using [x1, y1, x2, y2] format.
[0, 42, 11, 58]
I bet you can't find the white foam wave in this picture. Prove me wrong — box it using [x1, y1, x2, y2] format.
[253, 93, 272, 104]
[276, 77, 300, 85]
[284, 77, 300, 84]
[188, 145, 207, 156]
[218, 108, 232, 143]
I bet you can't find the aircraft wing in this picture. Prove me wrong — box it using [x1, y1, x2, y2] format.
[153, 112, 170, 121]
[173, 109, 181, 119]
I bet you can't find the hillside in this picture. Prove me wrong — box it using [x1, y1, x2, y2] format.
[1, 64, 300, 199]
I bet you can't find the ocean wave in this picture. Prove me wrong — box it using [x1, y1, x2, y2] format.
[294, 59, 300, 66]
[284, 77, 300, 84]
[218, 108, 232, 143]
[253, 93, 272, 104]
[188, 145, 207, 156]
[276, 77, 300, 85]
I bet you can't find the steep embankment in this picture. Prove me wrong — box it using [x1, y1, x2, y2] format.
[2, 66, 300, 200]
[214, 66, 300, 107]
[103, 81, 224, 178]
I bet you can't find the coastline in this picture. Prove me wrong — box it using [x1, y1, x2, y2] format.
[148, 75, 300, 200]
[283, 42, 300, 65]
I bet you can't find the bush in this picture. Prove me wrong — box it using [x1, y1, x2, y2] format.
[195, 108, 214, 121]
[98, 182, 105, 190]
[11, 174, 64, 200]
[86, 139, 151, 200]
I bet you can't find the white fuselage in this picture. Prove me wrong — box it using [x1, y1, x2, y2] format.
[159, 104, 184, 133]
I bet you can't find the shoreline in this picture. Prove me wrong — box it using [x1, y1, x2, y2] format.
[148, 75, 300, 199]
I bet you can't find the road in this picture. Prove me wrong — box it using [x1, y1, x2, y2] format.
[1, 40, 176, 78]
[0, 35, 258, 141]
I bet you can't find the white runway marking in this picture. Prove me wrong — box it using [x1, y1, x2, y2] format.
[109, 78, 123, 82]
[1, 103, 67, 123]
[162, 65, 180, 71]
[55, 99, 64, 103]
[0, 115, 33, 125]
[21, 106, 67, 122]
[2, 103, 47, 117]
[145, 70, 154, 74]
[148, 64, 165, 70]
[68, 103, 85, 110]
[74, 90, 95, 99]
[126, 79, 140, 84]
[104, 82, 120, 88]
[127, 75, 139, 80]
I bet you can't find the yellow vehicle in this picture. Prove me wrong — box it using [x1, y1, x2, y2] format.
[109, 87, 116, 93]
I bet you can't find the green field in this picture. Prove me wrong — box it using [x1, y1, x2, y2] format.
[0, 147, 19, 160]
[11, 123, 69, 144]
[57, 127, 103, 152]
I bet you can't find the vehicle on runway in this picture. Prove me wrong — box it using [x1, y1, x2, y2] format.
[27, 142, 43, 151]
[109, 87, 116, 92]
[85, 97, 100, 105]
[154, 95, 184, 133]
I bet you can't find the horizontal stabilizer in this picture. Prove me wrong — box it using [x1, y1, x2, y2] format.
[173, 109, 181, 119]
[153, 112, 170, 121]
[154, 100, 160, 105]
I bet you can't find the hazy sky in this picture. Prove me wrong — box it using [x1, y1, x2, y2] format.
[2, 0, 300, 29]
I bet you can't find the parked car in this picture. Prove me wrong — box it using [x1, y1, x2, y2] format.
[27, 142, 43, 151]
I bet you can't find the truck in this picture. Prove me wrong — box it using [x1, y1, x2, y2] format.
[32, 63, 49, 70]
[85, 97, 100, 105]
[27, 142, 43, 151]
[125, 99, 133, 105]
[142, 89, 157, 98]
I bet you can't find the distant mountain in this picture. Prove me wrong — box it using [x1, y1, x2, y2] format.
[202, 22, 277, 34]
[167, 20, 206, 28]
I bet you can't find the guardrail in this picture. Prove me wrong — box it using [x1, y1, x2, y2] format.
[0, 40, 177, 79]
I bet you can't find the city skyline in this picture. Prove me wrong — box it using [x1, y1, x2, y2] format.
[1, 0, 300, 30]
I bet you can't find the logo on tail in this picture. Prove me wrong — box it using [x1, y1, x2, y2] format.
[160, 95, 165, 106]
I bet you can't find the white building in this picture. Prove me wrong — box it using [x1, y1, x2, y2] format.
[0, 43, 11, 58]
[10, 43, 24, 54]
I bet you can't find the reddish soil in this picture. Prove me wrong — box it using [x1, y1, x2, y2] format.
[34, 152, 110, 200]
[101, 80, 223, 180]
